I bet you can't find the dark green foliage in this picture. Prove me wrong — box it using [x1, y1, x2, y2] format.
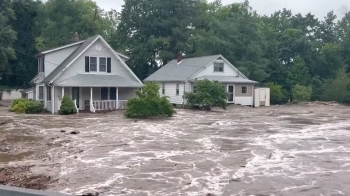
[292, 85, 312, 102]
[184, 79, 228, 110]
[125, 82, 176, 117]
[60, 94, 77, 115]
[11, 98, 43, 114]
[266, 82, 285, 104]
[322, 68, 350, 103]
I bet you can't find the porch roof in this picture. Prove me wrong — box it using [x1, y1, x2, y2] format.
[55, 74, 144, 87]
[190, 75, 258, 83]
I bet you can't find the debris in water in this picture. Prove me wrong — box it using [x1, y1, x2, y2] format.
[268, 153, 272, 159]
[70, 131, 80, 135]
[60, 130, 66, 133]
[82, 191, 99, 196]
[229, 178, 241, 183]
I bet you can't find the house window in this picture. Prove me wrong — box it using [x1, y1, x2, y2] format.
[38, 86, 44, 100]
[101, 87, 108, 100]
[47, 86, 51, 101]
[110, 87, 116, 100]
[214, 63, 224, 72]
[176, 83, 180, 95]
[38, 57, 44, 72]
[242, 86, 248, 94]
[162, 83, 165, 94]
[193, 85, 196, 93]
[90, 57, 97, 72]
[99, 57, 107, 72]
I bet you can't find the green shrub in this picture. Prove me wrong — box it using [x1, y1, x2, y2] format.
[12, 98, 26, 108]
[60, 94, 77, 115]
[266, 82, 285, 104]
[184, 79, 228, 110]
[11, 99, 43, 114]
[292, 84, 312, 103]
[125, 82, 176, 117]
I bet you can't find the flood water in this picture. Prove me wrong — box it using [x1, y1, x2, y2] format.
[1, 104, 350, 195]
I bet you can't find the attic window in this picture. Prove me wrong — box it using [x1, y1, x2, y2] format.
[214, 63, 224, 72]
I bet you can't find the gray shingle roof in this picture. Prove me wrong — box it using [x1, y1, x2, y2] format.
[42, 35, 100, 84]
[144, 55, 221, 82]
[55, 74, 144, 87]
[29, 72, 45, 85]
[20, 87, 34, 93]
[192, 75, 257, 83]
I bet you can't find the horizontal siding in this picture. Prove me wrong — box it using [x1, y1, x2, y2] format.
[235, 96, 253, 106]
[55, 39, 138, 84]
[162, 83, 184, 105]
[192, 61, 239, 79]
[45, 45, 79, 77]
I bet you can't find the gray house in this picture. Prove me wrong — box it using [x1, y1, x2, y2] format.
[30, 34, 143, 114]
[144, 54, 257, 106]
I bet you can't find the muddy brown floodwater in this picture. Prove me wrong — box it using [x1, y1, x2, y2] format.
[1, 102, 350, 196]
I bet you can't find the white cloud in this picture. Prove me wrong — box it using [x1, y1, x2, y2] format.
[94, 0, 349, 19]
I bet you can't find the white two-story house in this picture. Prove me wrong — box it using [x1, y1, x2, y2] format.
[29, 34, 143, 114]
[144, 54, 257, 106]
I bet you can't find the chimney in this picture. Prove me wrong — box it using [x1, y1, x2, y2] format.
[177, 53, 183, 65]
[72, 32, 80, 42]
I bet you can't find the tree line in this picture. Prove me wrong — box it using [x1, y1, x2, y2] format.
[1, 0, 350, 103]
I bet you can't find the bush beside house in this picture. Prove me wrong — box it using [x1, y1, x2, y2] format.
[184, 79, 228, 110]
[125, 82, 176, 117]
[60, 94, 77, 115]
[11, 98, 44, 114]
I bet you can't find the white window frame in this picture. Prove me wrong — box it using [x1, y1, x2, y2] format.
[89, 57, 98, 72]
[241, 86, 248, 94]
[99, 57, 107, 72]
[89, 56, 109, 72]
[214, 62, 224, 72]
[38, 85, 44, 100]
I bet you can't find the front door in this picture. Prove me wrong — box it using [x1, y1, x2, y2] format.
[228, 85, 234, 102]
[72, 87, 80, 108]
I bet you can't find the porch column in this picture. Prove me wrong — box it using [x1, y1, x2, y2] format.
[116, 87, 119, 109]
[90, 87, 93, 109]
[51, 85, 55, 114]
[62, 87, 64, 98]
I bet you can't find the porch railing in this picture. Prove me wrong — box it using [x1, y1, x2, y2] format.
[73, 99, 79, 113]
[92, 100, 128, 111]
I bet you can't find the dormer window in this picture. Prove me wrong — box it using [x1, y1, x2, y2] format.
[38, 57, 44, 72]
[214, 62, 224, 72]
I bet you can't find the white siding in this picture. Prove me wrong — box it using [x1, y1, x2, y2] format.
[44, 45, 79, 77]
[191, 60, 239, 79]
[54, 39, 138, 84]
[1, 90, 22, 100]
[235, 97, 253, 106]
[27, 91, 33, 99]
[118, 88, 136, 100]
[162, 82, 184, 105]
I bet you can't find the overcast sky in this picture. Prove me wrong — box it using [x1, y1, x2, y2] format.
[95, 0, 350, 19]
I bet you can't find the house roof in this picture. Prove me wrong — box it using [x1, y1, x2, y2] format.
[29, 72, 45, 85]
[42, 35, 100, 84]
[191, 75, 257, 83]
[144, 55, 222, 82]
[39, 40, 85, 55]
[55, 74, 144, 87]
[20, 87, 34, 93]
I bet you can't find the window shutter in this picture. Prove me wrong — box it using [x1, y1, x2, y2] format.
[85, 56, 89, 72]
[107, 58, 111, 73]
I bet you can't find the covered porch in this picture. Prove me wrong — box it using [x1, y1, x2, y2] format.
[46, 74, 143, 113]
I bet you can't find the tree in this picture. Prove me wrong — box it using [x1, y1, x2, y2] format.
[184, 79, 228, 110]
[60, 94, 77, 115]
[292, 85, 312, 102]
[115, 0, 201, 80]
[0, 0, 16, 83]
[266, 82, 285, 104]
[125, 82, 176, 117]
[323, 68, 350, 103]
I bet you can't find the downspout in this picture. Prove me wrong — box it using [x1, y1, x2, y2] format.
[182, 81, 186, 108]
